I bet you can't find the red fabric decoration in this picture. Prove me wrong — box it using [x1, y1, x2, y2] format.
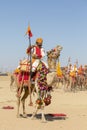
[36, 46, 42, 58]
[26, 25, 33, 37]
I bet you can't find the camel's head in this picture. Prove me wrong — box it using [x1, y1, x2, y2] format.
[47, 45, 63, 59]
[54, 45, 63, 52]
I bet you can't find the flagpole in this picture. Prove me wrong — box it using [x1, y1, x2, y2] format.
[26, 24, 33, 105]
[28, 36, 33, 106]
[25, 24, 33, 106]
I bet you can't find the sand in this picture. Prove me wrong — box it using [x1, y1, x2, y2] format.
[0, 76, 87, 130]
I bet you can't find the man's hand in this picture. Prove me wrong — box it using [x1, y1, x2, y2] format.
[32, 54, 38, 59]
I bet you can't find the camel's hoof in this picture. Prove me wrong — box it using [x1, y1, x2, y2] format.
[16, 114, 21, 118]
[22, 113, 27, 118]
[31, 116, 37, 120]
[41, 120, 47, 123]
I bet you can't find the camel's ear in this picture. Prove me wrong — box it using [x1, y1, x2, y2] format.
[47, 51, 51, 55]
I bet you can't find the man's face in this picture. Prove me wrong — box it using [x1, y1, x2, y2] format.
[37, 44, 42, 48]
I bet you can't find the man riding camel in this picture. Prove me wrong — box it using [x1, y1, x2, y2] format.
[26, 37, 48, 79]
[15, 38, 48, 98]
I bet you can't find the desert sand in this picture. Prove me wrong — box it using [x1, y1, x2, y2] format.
[0, 75, 87, 130]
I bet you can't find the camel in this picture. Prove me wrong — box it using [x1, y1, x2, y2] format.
[10, 61, 57, 122]
[10, 45, 63, 122]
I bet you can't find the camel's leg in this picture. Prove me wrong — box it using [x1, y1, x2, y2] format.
[28, 83, 33, 106]
[41, 106, 46, 123]
[10, 75, 14, 86]
[21, 87, 29, 118]
[17, 85, 23, 98]
[31, 105, 46, 122]
[21, 100, 27, 118]
[17, 97, 20, 118]
[31, 106, 39, 120]
[69, 77, 72, 91]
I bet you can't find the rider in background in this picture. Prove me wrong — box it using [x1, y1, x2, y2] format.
[78, 65, 84, 75]
[26, 37, 48, 78]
